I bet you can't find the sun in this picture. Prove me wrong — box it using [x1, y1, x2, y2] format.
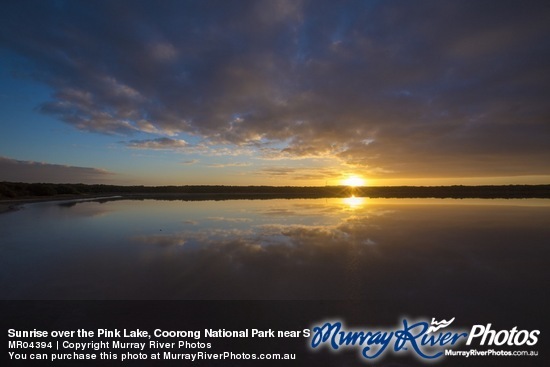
[342, 175, 366, 187]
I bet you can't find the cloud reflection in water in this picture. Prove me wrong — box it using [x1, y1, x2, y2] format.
[1, 198, 549, 302]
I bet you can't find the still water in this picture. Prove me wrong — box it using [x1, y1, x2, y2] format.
[1, 197, 549, 301]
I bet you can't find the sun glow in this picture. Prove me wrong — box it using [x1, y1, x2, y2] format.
[342, 175, 366, 187]
[343, 195, 365, 208]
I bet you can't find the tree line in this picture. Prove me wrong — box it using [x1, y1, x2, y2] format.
[1, 181, 550, 200]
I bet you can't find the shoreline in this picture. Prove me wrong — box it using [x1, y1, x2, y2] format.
[2, 188, 550, 214]
[2, 183, 550, 201]
[0, 194, 116, 214]
[0, 203, 21, 214]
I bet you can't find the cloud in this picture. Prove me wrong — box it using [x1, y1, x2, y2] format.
[261, 167, 297, 176]
[1, 1, 549, 178]
[125, 137, 187, 150]
[149, 42, 178, 62]
[0, 156, 113, 183]
[259, 166, 341, 182]
[206, 162, 251, 168]
[206, 217, 252, 223]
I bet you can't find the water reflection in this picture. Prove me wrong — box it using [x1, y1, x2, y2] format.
[0, 198, 549, 301]
[343, 195, 365, 209]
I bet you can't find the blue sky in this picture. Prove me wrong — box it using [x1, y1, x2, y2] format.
[1, 0, 549, 186]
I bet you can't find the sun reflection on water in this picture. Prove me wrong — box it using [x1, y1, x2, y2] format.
[343, 195, 365, 209]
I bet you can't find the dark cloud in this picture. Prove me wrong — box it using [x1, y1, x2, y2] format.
[0, 156, 113, 183]
[1, 0, 549, 178]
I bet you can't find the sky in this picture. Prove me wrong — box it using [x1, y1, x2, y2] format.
[0, 0, 549, 186]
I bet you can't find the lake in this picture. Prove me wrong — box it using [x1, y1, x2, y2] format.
[1, 197, 549, 302]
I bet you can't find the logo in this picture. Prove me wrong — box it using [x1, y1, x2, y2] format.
[427, 317, 455, 333]
[466, 324, 539, 346]
[309, 318, 539, 361]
